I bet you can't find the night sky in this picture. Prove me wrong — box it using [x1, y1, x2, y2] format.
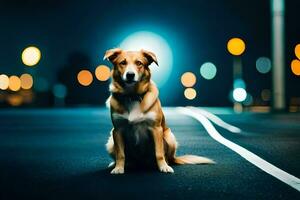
[0, 0, 299, 107]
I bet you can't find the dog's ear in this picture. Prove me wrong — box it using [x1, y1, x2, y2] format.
[141, 49, 158, 66]
[103, 48, 122, 62]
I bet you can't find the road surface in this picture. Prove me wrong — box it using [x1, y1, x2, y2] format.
[0, 107, 299, 199]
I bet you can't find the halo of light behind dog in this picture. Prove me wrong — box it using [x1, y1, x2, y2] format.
[119, 31, 173, 87]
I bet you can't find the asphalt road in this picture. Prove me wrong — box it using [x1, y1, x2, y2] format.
[0, 107, 299, 199]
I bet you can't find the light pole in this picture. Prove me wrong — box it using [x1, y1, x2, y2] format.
[271, 0, 285, 111]
[227, 38, 246, 112]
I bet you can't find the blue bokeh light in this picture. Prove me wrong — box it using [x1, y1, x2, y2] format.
[200, 62, 217, 80]
[256, 57, 271, 74]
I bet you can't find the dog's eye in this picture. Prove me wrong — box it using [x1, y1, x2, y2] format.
[120, 60, 127, 65]
[136, 61, 143, 66]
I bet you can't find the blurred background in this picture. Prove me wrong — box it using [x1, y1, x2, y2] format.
[0, 0, 299, 111]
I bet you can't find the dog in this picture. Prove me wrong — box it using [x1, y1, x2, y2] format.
[104, 48, 214, 174]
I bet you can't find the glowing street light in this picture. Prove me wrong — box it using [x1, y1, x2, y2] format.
[184, 88, 197, 100]
[295, 44, 300, 60]
[227, 37, 246, 111]
[227, 38, 246, 56]
[95, 65, 111, 81]
[77, 70, 93, 86]
[256, 57, 272, 74]
[9, 76, 21, 91]
[20, 74, 33, 89]
[200, 62, 217, 80]
[233, 88, 247, 102]
[0, 74, 9, 90]
[181, 72, 196, 87]
[21, 46, 41, 66]
[291, 59, 300, 76]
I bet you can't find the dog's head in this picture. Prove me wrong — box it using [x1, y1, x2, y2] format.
[104, 48, 158, 87]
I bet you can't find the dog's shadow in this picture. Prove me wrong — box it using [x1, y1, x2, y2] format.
[44, 164, 176, 200]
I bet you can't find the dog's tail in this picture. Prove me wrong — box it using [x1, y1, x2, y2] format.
[173, 155, 215, 165]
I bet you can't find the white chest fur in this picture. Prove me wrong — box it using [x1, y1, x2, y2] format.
[111, 101, 156, 146]
[112, 101, 156, 123]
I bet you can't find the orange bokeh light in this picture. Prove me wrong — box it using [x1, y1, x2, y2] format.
[227, 38, 246, 56]
[77, 70, 93, 86]
[7, 94, 23, 106]
[291, 59, 300, 76]
[20, 73, 33, 89]
[184, 88, 197, 100]
[181, 72, 196, 87]
[95, 65, 111, 81]
[295, 44, 300, 60]
[9, 76, 21, 91]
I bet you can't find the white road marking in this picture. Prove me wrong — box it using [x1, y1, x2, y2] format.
[177, 107, 300, 192]
[189, 107, 241, 133]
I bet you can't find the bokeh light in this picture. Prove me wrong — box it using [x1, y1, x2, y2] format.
[9, 76, 21, 91]
[200, 62, 217, 80]
[119, 31, 173, 87]
[184, 88, 197, 100]
[77, 70, 93, 86]
[233, 78, 246, 89]
[21, 46, 41, 66]
[256, 57, 272, 74]
[233, 88, 247, 102]
[7, 94, 23, 106]
[181, 72, 196, 87]
[53, 84, 67, 98]
[295, 44, 300, 60]
[95, 65, 111, 81]
[20, 74, 33, 90]
[227, 38, 246, 56]
[291, 59, 300, 76]
[0, 74, 9, 90]
[261, 89, 271, 101]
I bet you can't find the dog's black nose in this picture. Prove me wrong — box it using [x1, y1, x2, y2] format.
[126, 72, 135, 82]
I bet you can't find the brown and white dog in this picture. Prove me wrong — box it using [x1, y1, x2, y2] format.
[104, 48, 214, 174]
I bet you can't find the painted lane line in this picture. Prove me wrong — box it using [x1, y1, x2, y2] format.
[177, 107, 300, 192]
[189, 107, 241, 133]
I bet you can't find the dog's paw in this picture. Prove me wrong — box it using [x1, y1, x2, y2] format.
[159, 164, 174, 173]
[110, 166, 124, 174]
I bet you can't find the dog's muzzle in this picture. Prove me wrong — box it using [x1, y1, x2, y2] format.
[125, 72, 136, 83]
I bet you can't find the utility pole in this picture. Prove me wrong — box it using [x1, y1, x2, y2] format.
[271, 0, 285, 111]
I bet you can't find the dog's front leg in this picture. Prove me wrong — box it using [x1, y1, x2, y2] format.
[111, 129, 125, 174]
[152, 126, 174, 173]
